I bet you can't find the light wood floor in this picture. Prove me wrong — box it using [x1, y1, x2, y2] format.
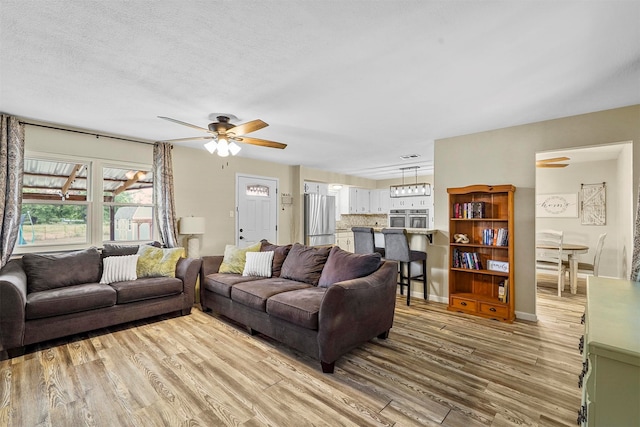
[0, 278, 586, 426]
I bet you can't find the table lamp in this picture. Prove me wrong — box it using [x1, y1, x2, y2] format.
[179, 216, 205, 258]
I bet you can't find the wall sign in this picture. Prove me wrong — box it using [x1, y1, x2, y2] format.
[536, 193, 578, 218]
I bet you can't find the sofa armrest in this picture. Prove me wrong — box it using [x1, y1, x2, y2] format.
[317, 260, 398, 365]
[175, 257, 202, 309]
[0, 260, 28, 354]
[200, 256, 223, 277]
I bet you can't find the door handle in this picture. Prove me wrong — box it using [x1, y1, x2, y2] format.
[239, 228, 243, 232]
[239, 236, 244, 240]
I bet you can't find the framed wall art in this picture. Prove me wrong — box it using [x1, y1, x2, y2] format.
[536, 193, 578, 218]
[581, 182, 606, 225]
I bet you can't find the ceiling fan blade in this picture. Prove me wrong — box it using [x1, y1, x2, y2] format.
[158, 116, 211, 133]
[536, 163, 569, 168]
[237, 136, 287, 149]
[228, 119, 268, 136]
[537, 156, 570, 164]
[163, 136, 215, 143]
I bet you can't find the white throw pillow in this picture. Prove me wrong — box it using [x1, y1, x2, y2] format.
[243, 251, 274, 278]
[100, 254, 139, 284]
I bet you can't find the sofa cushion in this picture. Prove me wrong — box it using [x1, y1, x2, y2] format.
[243, 251, 274, 278]
[202, 273, 264, 298]
[23, 247, 102, 293]
[219, 242, 262, 274]
[280, 243, 331, 286]
[318, 246, 382, 288]
[231, 278, 312, 311]
[102, 241, 162, 258]
[26, 283, 117, 320]
[100, 255, 139, 284]
[260, 240, 292, 278]
[266, 287, 327, 330]
[136, 246, 185, 278]
[109, 277, 183, 304]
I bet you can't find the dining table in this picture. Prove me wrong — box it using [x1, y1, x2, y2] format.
[536, 243, 589, 294]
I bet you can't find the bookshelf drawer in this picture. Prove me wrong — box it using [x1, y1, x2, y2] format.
[450, 297, 477, 312]
[479, 302, 509, 318]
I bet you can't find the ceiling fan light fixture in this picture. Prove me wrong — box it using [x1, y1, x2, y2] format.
[228, 141, 242, 156]
[217, 138, 230, 157]
[204, 140, 217, 154]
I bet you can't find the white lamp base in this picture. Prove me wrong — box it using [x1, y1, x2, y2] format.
[186, 236, 200, 259]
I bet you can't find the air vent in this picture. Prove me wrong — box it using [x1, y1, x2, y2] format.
[400, 154, 421, 160]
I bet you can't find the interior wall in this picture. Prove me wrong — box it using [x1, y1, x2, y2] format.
[618, 143, 634, 278]
[434, 105, 640, 320]
[536, 159, 619, 278]
[170, 146, 298, 255]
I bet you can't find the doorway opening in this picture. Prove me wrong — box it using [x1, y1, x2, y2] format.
[534, 142, 633, 309]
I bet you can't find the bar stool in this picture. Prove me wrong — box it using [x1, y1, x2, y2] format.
[351, 227, 385, 257]
[381, 228, 427, 306]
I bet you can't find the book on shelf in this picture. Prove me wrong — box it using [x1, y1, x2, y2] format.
[453, 202, 486, 219]
[481, 228, 509, 246]
[498, 279, 509, 303]
[452, 248, 483, 270]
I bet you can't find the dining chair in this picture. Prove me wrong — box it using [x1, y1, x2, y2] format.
[565, 233, 606, 277]
[381, 228, 427, 305]
[351, 227, 385, 257]
[536, 229, 567, 297]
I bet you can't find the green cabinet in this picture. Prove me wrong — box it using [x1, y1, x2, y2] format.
[579, 277, 640, 426]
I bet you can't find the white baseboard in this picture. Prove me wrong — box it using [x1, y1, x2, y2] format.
[515, 311, 537, 322]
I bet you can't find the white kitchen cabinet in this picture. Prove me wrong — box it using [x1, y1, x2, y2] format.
[390, 197, 410, 209]
[390, 195, 432, 209]
[340, 187, 371, 214]
[370, 189, 390, 213]
[303, 181, 328, 195]
[335, 231, 353, 252]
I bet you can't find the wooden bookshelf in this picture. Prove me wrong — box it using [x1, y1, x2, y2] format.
[447, 184, 515, 322]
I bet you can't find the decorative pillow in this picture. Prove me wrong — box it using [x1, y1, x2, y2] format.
[219, 242, 262, 274]
[318, 245, 382, 288]
[100, 255, 139, 284]
[23, 247, 102, 293]
[280, 243, 331, 286]
[260, 239, 292, 278]
[136, 245, 185, 278]
[243, 251, 274, 277]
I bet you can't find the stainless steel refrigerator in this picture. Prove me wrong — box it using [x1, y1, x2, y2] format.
[304, 193, 336, 246]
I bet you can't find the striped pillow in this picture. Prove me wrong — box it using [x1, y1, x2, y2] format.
[100, 254, 139, 284]
[243, 251, 274, 278]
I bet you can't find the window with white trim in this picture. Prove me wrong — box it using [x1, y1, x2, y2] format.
[17, 155, 154, 253]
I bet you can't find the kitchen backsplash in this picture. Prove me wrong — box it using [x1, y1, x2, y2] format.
[336, 214, 388, 230]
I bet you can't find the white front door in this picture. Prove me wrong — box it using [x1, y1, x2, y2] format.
[236, 175, 278, 248]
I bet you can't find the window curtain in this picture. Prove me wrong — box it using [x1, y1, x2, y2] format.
[153, 142, 179, 248]
[0, 115, 25, 268]
[630, 185, 640, 281]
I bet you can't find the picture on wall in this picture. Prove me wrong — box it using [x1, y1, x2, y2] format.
[581, 183, 606, 225]
[536, 193, 578, 218]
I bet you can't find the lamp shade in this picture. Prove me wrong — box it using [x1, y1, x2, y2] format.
[179, 216, 205, 235]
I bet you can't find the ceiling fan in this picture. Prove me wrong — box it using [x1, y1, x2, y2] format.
[536, 156, 570, 168]
[158, 114, 287, 157]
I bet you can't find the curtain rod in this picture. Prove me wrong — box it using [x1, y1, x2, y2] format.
[20, 121, 156, 146]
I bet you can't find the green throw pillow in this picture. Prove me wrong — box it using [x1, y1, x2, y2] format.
[219, 242, 262, 274]
[136, 245, 185, 278]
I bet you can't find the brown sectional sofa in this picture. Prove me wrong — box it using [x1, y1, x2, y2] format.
[200, 242, 398, 373]
[0, 244, 201, 360]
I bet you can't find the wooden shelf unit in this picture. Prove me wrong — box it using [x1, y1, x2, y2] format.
[447, 184, 515, 322]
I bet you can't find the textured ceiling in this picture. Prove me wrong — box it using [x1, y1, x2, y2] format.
[1, 1, 639, 179]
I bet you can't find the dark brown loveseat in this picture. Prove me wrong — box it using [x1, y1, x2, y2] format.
[0, 245, 201, 360]
[200, 242, 398, 373]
